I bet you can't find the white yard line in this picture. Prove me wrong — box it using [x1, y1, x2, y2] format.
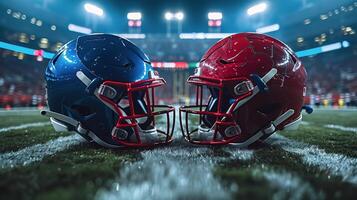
[0, 134, 83, 169]
[324, 124, 357, 133]
[0, 122, 50, 133]
[261, 170, 323, 200]
[96, 143, 253, 200]
[96, 113, 254, 200]
[267, 134, 357, 184]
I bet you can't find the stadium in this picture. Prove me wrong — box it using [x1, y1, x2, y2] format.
[0, 0, 356, 199]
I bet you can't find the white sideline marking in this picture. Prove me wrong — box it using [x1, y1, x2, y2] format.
[0, 134, 83, 169]
[324, 124, 357, 133]
[267, 134, 357, 184]
[0, 122, 50, 133]
[96, 140, 253, 200]
[261, 170, 323, 200]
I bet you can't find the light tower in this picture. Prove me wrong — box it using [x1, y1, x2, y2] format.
[165, 11, 184, 37]
[208, 12, 222, 33]
[127, 12, 142, 33]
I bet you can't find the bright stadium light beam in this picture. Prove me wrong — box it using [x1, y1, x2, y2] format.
[84, 3, 104, 16]
[127, 12, 142, 20]
[0, 41, 54, 58]
[68, 24, 92, 34]
[208, 12, 223, 20]
[0, 41, 35, 55]
[175, 12, 184, 20]
[247, 2, 267, 16]
[321, 42, 342, 52]
[295, 41, 349, 57]
[165, 12, 174, 20]
[256, 24, 280, 34]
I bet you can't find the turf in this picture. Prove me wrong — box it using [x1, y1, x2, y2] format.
[300, 109, 357, 127]
[214, 109, 357, 199]
[281, 125, 357, 157]
[0, 108, 356, 199]
[281, 109, 357, 157]
[215, 145, 356, 199]
[0, 125, 71, 153]
[0, 114, 48, 128]
[0, 143, 140, 200]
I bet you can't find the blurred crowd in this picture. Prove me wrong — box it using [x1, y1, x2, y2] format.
[1, 36, 357, 108]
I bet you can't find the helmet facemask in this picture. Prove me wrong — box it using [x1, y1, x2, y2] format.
[94, 72, 176, 147]
[179, 68, 289, 146]
[179, 75, 254, 145]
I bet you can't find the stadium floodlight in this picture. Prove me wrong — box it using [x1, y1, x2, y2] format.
[256, 24, 280, 34]
[165, 12, 174, 20]
[208, 12, 222, 20]
[175, 12, 184, 20]
[68, 24, 92, 34]
[247, 2, 267, 16]
[165, 11, 184, 21]
[84, 3, 104, 16]
[127, 12, 142, 20]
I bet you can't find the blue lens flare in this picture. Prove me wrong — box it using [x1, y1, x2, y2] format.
[0, 41, 54, 59]
[0, 40, 351, 61]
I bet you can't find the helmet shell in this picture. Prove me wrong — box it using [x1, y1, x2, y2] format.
[45, 34, 153, 146]
[196, 33, 307, 142]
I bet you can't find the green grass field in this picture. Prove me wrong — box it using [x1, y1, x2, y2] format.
[0, 109, 356, 200]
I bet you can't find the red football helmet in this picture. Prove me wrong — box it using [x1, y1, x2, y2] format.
[179, 33, 309, 146]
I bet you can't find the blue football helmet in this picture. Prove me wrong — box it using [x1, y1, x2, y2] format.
[41, 34, 175, 148]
